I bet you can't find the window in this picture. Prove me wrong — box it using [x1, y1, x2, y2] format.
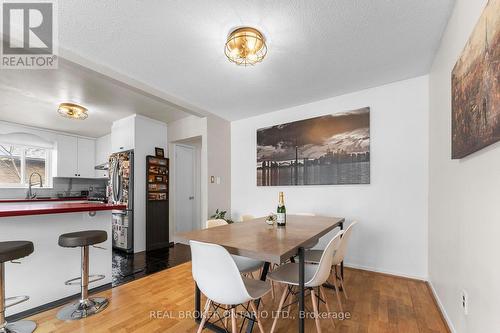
[0, 143, 52, 187]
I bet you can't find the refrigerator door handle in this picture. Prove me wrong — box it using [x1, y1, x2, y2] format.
[110, 158, 116, 202]
[112, 159, 121, 203]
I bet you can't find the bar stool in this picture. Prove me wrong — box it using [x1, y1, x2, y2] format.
[0, 241, 36, 333]
[56, 230, 108, 321]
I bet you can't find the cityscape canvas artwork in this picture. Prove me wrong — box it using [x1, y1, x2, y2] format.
[451, 0, 500, 159]
[257, 107, 370, 186]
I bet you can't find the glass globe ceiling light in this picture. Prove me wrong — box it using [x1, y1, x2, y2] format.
[225, 27, 267, 66]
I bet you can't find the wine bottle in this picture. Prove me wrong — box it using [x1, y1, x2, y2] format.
[277, 192, 286, 226]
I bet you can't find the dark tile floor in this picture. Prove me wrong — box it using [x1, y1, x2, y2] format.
[112, 243, 191, 287]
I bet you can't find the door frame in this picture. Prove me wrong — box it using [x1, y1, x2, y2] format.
[173, 143, 201, 235]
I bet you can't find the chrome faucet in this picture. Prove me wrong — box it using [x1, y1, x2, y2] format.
[26, 172, 43, 199]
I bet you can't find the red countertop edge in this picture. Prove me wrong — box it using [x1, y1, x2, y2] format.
[0, 202, 127, 218]
[0, 197, 88, 203]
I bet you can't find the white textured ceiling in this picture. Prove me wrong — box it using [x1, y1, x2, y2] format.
[56, 0, 454, 120]
[0, 60, 191, 137]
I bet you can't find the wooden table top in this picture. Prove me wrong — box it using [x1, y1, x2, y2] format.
[176, 215, 344, 264]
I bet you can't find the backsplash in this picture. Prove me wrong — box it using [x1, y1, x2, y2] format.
[0, 177, 107, 199]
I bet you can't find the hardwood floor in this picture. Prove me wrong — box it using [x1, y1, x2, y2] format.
[27, 262, 449, 333]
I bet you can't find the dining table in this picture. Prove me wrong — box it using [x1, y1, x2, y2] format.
[176, 214, 345, 333]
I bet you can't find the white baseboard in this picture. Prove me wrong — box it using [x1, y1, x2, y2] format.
[427, 281, 457, 333]
[343, 262, 428, 281]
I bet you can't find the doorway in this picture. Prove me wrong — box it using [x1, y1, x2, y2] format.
[174, 141, 201, 234]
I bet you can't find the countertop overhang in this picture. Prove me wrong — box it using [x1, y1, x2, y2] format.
[0, 197, 88, 203]
[0, 202, 127, 218]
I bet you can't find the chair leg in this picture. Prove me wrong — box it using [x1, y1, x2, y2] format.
[197, 298, 211, 333]
[332, 267, 344, 313]
[270, 285, 289, 333]
[250, 301, 265, 333]
[338, 266, 348, 299]
[310, 288, 322, 333]
[269, 264, 277, 300]
[231, 307, 237, 332]
[319, 286, 335, 328]
[224, 304, 229, 328]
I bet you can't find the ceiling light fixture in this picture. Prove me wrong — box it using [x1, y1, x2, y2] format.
[225, 27, 267, 66]
[57, 102, 88, 120]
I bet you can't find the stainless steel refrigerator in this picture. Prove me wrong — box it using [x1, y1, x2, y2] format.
[109, 150, 134, 253]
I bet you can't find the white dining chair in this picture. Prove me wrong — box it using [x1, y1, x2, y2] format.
[268, 230, 344, 333]
[190, 240, 271, 333]
[303, 221, 357, 313]
[206, 220, 264, 274]
[272, 213, 316, 299]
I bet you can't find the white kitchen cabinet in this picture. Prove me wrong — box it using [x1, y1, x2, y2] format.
[77, 138, 96, 178]
[55, 135, 96, 178]
[95, 134, 111, 178]
[56, 134, 78, 177]
[111, 116, 135, 152]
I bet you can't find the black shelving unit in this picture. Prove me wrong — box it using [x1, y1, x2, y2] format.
[146, 155, 170, 251]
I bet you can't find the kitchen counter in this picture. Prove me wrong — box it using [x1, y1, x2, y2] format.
[1, 201, 117, 316]
[0, 197, 88, 203]
[0, 201, 126, 218]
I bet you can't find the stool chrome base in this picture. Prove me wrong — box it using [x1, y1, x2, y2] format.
[56, 297, 109, 321]
[0, 320, 36, 333]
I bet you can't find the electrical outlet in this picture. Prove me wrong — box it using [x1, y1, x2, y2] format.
[461, 289, 468, 315]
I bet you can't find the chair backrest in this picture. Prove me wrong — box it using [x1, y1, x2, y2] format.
[306, 230, 343, 287]
[240, 214, 254, 222]
[190, 240, 251, 305]
[206, 219, 228, 228]
[332, 221, 357, 265]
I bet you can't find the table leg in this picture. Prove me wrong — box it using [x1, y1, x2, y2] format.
[298, 246, 305, 333]
[340, 221, 344, 279]
[245, 262, 270, 333]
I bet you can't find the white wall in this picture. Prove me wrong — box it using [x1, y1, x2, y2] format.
[133, 115, 168, 252]
[168, 116, 208, 239]
[168, 115, 231, 239]
[206, 116, 231, 219]
[231, 76, 429, 279]
[428, 0, 500, 332]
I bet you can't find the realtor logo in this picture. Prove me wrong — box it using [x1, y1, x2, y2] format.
[1, 1, 58, 69]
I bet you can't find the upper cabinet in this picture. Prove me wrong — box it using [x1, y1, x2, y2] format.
[95, 134, 111, 178]
[77, 138, 96, 178]
[111, 116, 135, 152]
[55, 135, 95, 178]
[55, 134, 78, 178]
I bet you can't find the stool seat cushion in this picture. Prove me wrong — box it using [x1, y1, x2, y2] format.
[58, 230, 107, 247]
[0, 241, 34, 263]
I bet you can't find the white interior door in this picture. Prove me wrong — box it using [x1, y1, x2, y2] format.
[175, 144, 196, 233]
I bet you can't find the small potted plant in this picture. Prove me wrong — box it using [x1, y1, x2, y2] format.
[265, 213, 277, 225]
[210, 209, 234, 224]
